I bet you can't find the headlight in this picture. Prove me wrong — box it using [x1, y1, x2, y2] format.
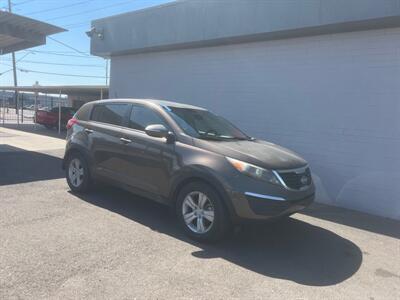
[226, 157, 282, 186]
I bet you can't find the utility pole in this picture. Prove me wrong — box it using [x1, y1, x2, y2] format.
[8, 0, 19, 121]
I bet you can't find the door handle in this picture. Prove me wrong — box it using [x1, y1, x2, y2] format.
[85, 128, 94, 134]
[120, 137, 132, 144]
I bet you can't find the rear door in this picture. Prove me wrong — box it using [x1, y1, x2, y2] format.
[88, 102, 130, 183]
[119, 104, 177, 200]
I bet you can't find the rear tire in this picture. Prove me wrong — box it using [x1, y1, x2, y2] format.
[44, 124, 53, 129]
[66, 152, 92, 193]
[176, 182, 230, 242]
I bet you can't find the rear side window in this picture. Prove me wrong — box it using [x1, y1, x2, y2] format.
[74, 103, 91, 121]
[129, 105, 168, 131]
[91, 104, 129, 126]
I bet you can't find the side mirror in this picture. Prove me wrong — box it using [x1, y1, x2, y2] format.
[145, 124, 175, 143]
[145, 124, 168, 138]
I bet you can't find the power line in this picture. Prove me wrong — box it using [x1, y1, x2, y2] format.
[48, 36, 90, 57]
[22, 50, 99, 58]
[12, 0, 34, 6]
[61, 21, 90, 28]
[44, 0, 134, 22]
[2, 58, 104, 68]
[24, 50, 88, 54]
[24, 0, 93, 16]
[16, 52, 30, 63]
[1, 62, 107, 78]
[0, 68, 14, 76]
[1, 0, 33, 11]
[19, 68, 107, 78]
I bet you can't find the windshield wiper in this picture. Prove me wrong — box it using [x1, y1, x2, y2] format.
[198, 135, 250, 141]
[198, 135, 224, 141]
[218, 136, 250, 141]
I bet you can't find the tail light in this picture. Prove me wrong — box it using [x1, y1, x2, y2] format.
[66, 118, 78, 129]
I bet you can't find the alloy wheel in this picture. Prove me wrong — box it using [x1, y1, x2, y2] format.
[182, 191, 215, 234]
[68, 158, 84, 187]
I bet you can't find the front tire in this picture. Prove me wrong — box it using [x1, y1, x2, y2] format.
[66, 152, 92, 193]
[176, 182, 230, 242]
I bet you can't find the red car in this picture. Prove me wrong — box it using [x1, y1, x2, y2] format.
[35, 107, 76, 130]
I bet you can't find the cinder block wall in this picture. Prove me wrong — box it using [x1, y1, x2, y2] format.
[110, 27, 400, 220]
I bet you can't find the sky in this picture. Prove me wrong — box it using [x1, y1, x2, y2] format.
[0, 0, 174, 87]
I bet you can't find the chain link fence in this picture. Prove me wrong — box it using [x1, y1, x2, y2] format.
[0, 91, 68, 126]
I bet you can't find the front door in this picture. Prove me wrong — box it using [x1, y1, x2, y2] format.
[119, 104, 177, 200]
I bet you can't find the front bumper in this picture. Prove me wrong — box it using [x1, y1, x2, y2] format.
[246, 192, 314, 218]
[221, 172, 315, 222]
[227, 190, 314, 221]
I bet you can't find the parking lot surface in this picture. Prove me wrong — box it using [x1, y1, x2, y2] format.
[0, 126, 399, 299]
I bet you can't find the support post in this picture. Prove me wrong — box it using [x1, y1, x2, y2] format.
[8, 1, 19, 121]
[21, 93, 23, 123]
[2, 91, 5, 126]
[58, 91, 61, 135]
[16, 92, 19, 125]
[34, 92, 37, 130]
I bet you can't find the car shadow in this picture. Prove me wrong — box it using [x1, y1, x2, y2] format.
[71, 185, 363, 286]
[0, 145, 64, 186]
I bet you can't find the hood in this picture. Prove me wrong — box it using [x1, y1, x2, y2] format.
[195, 139, 307, 170]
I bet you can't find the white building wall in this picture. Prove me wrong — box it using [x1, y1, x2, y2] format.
[110, 27, 400, 220]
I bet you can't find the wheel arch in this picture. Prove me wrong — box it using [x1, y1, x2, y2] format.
[62, 144, 92, 170]
[169, 173, 237, 222]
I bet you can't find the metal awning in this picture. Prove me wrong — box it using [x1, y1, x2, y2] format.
[0, 11, 65, 54]
[0, 85, 109, 97]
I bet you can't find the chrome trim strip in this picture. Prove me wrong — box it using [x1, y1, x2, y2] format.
[272, 170, 289, 189]
[244, 192, 286, 201]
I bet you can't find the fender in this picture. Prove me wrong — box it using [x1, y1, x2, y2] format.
[62, 143, 93, 171]
[168, 165, 238, 222]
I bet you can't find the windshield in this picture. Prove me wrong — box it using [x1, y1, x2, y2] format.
[164, 106, 249, 141]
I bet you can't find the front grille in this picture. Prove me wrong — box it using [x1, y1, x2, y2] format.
[277, 167, 312, 190]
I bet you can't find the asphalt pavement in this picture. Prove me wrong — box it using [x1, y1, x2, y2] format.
[0, 125, 399, 299]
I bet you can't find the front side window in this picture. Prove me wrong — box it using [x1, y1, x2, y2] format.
[164, 106, 249, 141]
[91, 104, 128, 126]
[129, 105, 169, 131]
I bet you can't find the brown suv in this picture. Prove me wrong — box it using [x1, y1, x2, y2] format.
[63, 99, 314, 241]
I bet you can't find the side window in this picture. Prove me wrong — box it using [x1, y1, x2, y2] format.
[75, 104, 91, 121]
[91, 104, 128, 126]
[129, 105, 168, 131]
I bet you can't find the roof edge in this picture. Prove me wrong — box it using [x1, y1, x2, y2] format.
[93, 15, 400, 58]
[0, 11, 66, 35]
